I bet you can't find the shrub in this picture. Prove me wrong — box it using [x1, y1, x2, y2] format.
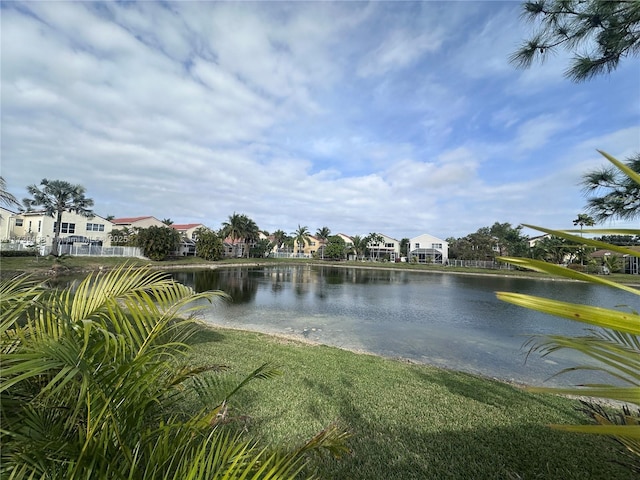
[0, 265, 348, 478]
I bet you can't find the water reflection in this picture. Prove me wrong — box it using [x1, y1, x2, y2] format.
[167, 265, 639, 387]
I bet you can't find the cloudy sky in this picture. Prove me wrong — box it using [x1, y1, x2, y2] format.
[2, 1, 638, 240]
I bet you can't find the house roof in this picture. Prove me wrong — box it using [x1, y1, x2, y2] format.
[172, 223, 204, 230]
[111, 216, 154, 224]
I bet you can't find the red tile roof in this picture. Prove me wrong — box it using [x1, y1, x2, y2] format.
[172, 223, 204, 230]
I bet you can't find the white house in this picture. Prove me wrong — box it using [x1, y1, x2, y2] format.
[409, 233, 449, 264]
[5, 210, 114, 248]
[171, 223, 207, 256]
[367, 233, 401, 261]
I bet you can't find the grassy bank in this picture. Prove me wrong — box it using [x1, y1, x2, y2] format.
[1, 254, 635, 285]
[185, 325, 635, 479]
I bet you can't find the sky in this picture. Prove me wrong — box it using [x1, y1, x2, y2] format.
[2, 1, 639, 241]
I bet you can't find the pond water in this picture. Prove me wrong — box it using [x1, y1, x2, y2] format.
[170, 265, 638, 387]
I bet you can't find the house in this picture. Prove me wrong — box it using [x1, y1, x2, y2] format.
[409, 234, 449, 264]
[4, 210, 114, 248]
[591, 247, 640, 275]
[171, 223, 206, 257]
[295, 235, 321, 256]
[110, 216, 165, 230]
[528, 234, 552, 248]
[171, 223, 206, 241]
[336, 233, 354, 249]
[367, 234, 401, 261]
[0, 207, 17, 241]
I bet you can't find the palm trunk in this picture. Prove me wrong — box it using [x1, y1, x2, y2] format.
[52, 210, 63, 256]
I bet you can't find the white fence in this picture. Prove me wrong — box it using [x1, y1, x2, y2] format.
[0, 242, 143, 258]
[268, 252, 313, 259]
[447, 259, 514, 270]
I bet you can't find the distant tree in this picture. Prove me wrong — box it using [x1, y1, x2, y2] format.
[250, 238, 273, 258]
[292, 225, 311, 255]
[221, 213, 246, 257]
[161, 218, 174, 226]
[0, 177, 20, 208]
[490, 222, 530, 257]
[316, 226, 331, 259]
[324, 235, 347, 260]
[23, 179, 94, 256]
[195, 227, 223, 261]
[350, 235, 369, 261]
[595, 234, 640, 246]
[400, 238, 410, 258]
[105, 214, 115, 221]
[136, 226, 181, 261]
[573, 213, 596, 234]
[366, 233, 384, 261]
[272, 229, 288, 251]
[241, 217, 260, 258]
[110, 227, 137, 247]
[531, 235, 578, 264]
[449, 229, 496, 261]
[581, 153, 640, 222]
[510, 0, 640, 81]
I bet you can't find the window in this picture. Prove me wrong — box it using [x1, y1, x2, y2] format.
[54, 222, 76, 234]
[86, 223, 105, 232]
[38, 220, 41, 233]
[310, 241, 316, 246]
[431, 243, 442, 249]
[15, 219, 23, 226]
[414, 243, 420, 249]
[385, 243, 394, 248]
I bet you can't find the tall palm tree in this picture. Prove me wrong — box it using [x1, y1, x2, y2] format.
[351, 235, 368, 261]
[573, 213, 596, 236]
[23, 178, 94, 256]
[0, 176, 20, 208]
[292, 225, 311, 256]
[241, 216, 260, 258]
[316, 226, 331, 259]
[221, 212, 246, 258]
[367, 233, 384, 261]
[272, 229, 287, 252]
[161, 218, 174, 225]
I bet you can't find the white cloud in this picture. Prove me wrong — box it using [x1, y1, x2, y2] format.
[1, 2, 637, 241]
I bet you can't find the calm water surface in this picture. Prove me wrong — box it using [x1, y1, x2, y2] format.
[171, 265, 638, 387]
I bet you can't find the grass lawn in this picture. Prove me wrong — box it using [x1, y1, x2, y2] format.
[184, 325, 636, 480]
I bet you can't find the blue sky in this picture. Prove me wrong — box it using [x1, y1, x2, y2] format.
[2, 1, 638, 240]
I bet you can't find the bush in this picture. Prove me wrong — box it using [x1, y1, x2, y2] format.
[0, 265, 348, 478]
[0, 250, 37, 257]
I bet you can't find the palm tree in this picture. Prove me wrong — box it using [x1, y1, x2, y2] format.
[221, 212, 246, 258]
[0, 176, 20, 208]
[316, 226, 331, 259]
[161, 218, 174, 225]
[0, 265, 348, 478]
[241, 216, 260, 258]
[23, 178, 94, 256]
[272, 229, 287, 252]
[573, 213, 596, 236]
[367, 233, 384, 261]
[292, 225, 311, 256]
[350, 235, 368, 261]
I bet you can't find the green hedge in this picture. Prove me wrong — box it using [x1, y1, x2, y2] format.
[0, 250, 38, 257]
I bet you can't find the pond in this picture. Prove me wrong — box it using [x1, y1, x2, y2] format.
[171, 265, 638, 387]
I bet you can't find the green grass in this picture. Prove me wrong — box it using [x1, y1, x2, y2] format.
[184, 325, 637, 479]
